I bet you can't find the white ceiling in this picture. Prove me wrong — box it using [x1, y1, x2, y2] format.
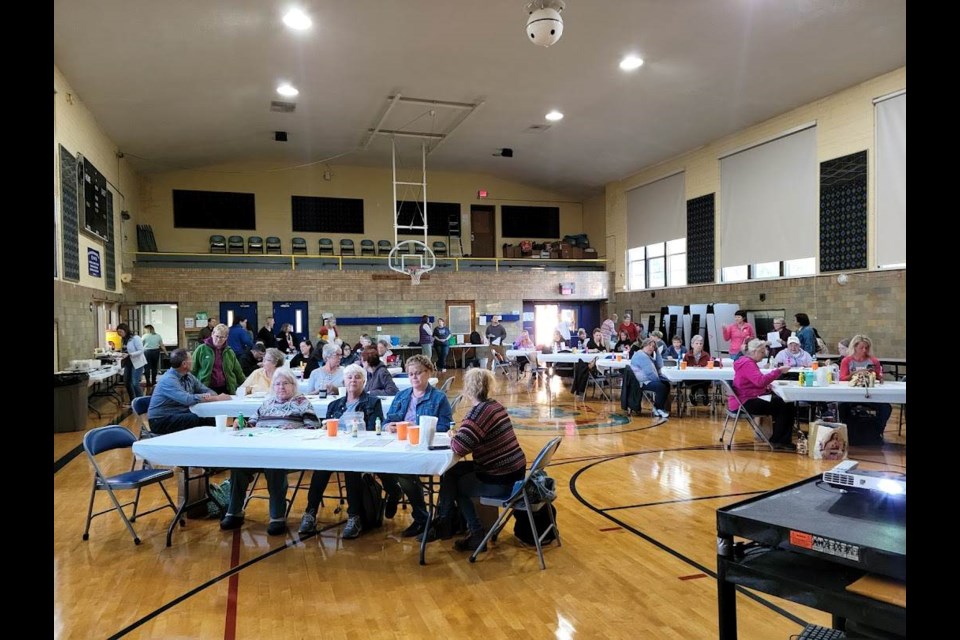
[53, 0, 906, 199]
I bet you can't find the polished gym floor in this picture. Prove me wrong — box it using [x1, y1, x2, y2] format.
[53, 372, 906, 639]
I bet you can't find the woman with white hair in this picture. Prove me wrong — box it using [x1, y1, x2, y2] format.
[730, 339, 795, 448]
[307, 342, 345, 395]
[237, 347, 286, 395]
[220, 368, 320, 537]
[299, 364, 385, 538]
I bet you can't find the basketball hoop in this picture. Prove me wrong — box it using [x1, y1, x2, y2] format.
[388, 240, 436, 286]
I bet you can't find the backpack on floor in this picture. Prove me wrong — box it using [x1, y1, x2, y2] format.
[360, 473, 385, 529]
[513, 503, 558, 546]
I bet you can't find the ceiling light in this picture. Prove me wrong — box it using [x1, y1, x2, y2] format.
[545, 110, 564, 121]
[619, 55, 644, 71]
[276, 83, 299, 97]
[282, 8, 312, 30]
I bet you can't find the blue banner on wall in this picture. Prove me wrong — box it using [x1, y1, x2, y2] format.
[87, 247, 101, 278]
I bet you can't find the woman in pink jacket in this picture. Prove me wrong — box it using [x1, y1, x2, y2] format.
[730, 339, 795, 448]
[722, 310, 755, 360]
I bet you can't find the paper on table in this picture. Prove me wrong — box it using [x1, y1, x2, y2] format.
[355, 438, 393, 447]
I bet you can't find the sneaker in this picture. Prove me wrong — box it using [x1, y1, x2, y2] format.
[342, 515, 363, 539]
[384, 492, 400, 519]
[453, 530, 487, 552]
[298, 511, 317, 534]
[654, 409, 670, 419]
[219, 514, 245, 531]
[401, 520, 425, 538]
[267, 520, 287, 536]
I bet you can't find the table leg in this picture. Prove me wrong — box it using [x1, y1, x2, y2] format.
[717, 535, 737, 640]
[419, 476, 436, 565]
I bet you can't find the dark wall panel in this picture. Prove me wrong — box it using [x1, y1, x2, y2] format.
[820, 151, 867, 272]
[291, 196, 364, 233]
[686, 193, 714, 284]
[173, 190, 256, 230]
[501, 205, 559, 238]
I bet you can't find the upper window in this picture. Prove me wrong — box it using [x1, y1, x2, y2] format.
[627, 238, 686, 290]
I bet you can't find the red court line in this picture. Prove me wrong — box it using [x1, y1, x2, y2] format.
[224, 530, 241, 640]
[678, 573, 708, 581]
[598, 526, 623, 532]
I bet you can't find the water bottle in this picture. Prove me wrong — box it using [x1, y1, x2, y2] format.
[798, 371, 805, 387]
[375, 417, 382, 436]
[236, 413, 245, 430]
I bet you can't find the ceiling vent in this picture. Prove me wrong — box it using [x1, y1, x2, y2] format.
[270, 100, 297, 113]
[524, 124, 551, 133]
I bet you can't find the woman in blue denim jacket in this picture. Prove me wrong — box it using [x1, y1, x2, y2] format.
[381, 355, 453, 538]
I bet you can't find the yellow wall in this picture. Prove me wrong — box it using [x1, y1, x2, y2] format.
[54, 65, 142, 291]
[582, 192, 606, 256]
[605, 67, 906, 290]
[140, 163, 586, 256]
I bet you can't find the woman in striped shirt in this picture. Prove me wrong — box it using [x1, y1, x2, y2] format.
[431, 368, 527, 551]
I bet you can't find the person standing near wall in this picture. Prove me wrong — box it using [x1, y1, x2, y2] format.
[722, 310, 755, 361]
[116, 322, 146, 404]
[433, 318, 451, 372]
[419, 315, 434, 361]
[141, 324, 167, 389]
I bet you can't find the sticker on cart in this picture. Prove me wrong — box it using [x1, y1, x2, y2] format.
[789, 530, 813, 549]
[808, 534, 861, 562]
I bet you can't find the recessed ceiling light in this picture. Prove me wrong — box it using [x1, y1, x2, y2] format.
[619, 55, 644, 71]
[282, 8, 312, 30]
[545, 110, 564, 121]
[277, 83, 299, 97]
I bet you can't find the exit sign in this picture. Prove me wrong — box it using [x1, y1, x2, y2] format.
[477, 189, 488, 199]
[560, 282, 575, 295]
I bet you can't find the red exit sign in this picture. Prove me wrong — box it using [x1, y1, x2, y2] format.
[477, 189, 488, 199]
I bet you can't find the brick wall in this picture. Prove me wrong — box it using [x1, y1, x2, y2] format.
[125, 265, 612, 347]
[54, 280, 124, 368]
[613, 268, 906, 358]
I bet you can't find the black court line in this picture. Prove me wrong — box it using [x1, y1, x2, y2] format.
[107, 521, 344, 639]
[568, 451, 810, 629]
[53, 409, 132, 474]
[602, 490, 767, 512]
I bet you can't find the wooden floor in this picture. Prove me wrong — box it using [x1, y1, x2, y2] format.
[54, 373, 906, 639]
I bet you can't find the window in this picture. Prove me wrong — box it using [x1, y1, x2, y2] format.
[720, 257, 815, 282]
[784, 257, 815, 277]
[753, 261, 780, 280]
[627, 239, 686, 290]
[721, 265, 748, 283]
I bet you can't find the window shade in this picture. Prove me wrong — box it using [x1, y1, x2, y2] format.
[625, 172, 685, 250]
[875, 93, 906, 266]
[719, 126, 817, 268]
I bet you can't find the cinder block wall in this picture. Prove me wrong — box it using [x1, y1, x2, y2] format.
[126, 266, 612, 348]
[54, 280, 124, 367]
[613, 268, 906, 358]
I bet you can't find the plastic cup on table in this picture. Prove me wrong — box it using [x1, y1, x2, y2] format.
[707, 360, 715, 369]
[616, 353, 622, 362]
[397, 422, 409, 441]
[235, 386, 247, 398]
[215, 415, 228, 433]
[325, 419, 339, 437]
[811, 362, 819, 370]
[407, 426, 421, 446]
[680, 360, 687, 370]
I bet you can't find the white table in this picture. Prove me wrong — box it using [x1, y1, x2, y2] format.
[771, 381, 906, 404]
[296, 376, 436, 393]
[537, 352, 602, 364]
[387, 367, 402, 376]
[190, 395, 394, 418]
[447, 343, 484, 369]
[133, 427, 455, 560]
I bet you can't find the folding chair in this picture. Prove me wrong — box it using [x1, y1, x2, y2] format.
[469, 436, 562, 570]
[247, 235, 264, 253]
[130, 396, 156, 441]
[82, 425, 178, 545]
[360, 239, 376, 256]
[377, 239, 393, 255]
[339, 239, 356, 255]
[437, 376, 454, 395]
[449, 394, 464, 414]
[265, 236, 282, 254]
[491, 350, 518, 381]
[243, 470, 308, 518]
[291, 237, 308, 254]
[318, 238, 335, 255]
[209, 235, 226, 253]
[227, 235, 245, 253]
[717, 380, 773, 451]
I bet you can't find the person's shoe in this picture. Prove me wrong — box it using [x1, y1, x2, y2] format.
[453, 530, 488, 552]
[384, 492, 400, 519]
[654, 409, 670, 419]
[342, 515, 363, 539]
[219, 514, 245, 531]
[298, 511, 317, 534]
[267, 520, 287, 536]
[401, 520, 425, 538]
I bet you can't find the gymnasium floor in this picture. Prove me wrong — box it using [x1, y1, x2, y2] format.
[53, 371, 906, 639]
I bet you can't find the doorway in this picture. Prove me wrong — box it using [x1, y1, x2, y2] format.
[273, 301, 309, 345]
[220, 302, 258, 336]
[470, 205, 495, 257]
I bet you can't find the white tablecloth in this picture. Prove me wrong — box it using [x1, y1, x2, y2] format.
[190, 395, 394, 418]
[594, 357, 628, 370]
[505, 349, 537, 359]
[772, 381, 906, 404]
[537, 352, 601, 364]
[387, 367, 402, 376]
[57, 365, 122, 387]
[132, 427, 456, 475]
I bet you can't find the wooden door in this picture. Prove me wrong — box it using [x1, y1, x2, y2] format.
[470, 205, 495, 257]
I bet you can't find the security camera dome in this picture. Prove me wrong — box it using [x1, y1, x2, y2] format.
[527, 7, 563, 47]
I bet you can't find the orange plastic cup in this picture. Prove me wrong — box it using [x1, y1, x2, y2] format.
[397, 422, 409, 441]
[707, 360, 715, 369]
[680, 360, 688, 370]
[325, 419, 339, 437]
[811, 362, 819, 370]
[408, 426, 421, 446]
[616, 354, 623, 362]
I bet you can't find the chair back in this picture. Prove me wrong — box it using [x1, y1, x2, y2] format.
[377, 240, 392, 255]
[449, 394, 463, 413]
[319, 238, 334, 254]
[438, 377, 454, 394]
[265, 236, 282, 253]
[209, 235, 226, 252]
[228, 235, 244, 252]
[432, 241, 448, 256]
[84, 425, 137, 457]
[504, 437, 562, 503]
[360, 239, 376, 255]
[340, 239, 356, 254]
[131, 396, 154, 437]
[291, 237, 307, 254]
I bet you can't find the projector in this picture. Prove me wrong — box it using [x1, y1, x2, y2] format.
[822, 460, 906, 497]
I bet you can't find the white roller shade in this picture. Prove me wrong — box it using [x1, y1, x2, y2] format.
[626, 172, 685, 250]
[719, 126, 817, 268]
[876, 93, 906, 266]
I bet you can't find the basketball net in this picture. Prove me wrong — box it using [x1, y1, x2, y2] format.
[407, 267, 424, 285]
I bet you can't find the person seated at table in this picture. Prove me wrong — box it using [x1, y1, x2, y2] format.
[340, 341, 360, 366]
[512, 330, 538, 375]
[290, 339, 321, 378]
[629, 338, 672, 419]
[192, 323, 245, 394]
[613, 329, 633, 354]
[376, 339, 396, 365]
[276, 323, 297, 354]
[549, 329, 571, 353]
[649, 330, 668, 357]
[683, 335, 715, 405]
[362, 348, 399, 397]
[147, 348, 231, 434]
[427, 368, 527, 549]
[238, 342, 265, 377]
[730, 339, 794, 449]
[382, 355, 453, 538]
[665, 335, 686, 361]
[237, 348, 285, 395]
[838, 334, 892, 445]
[298, 364, 385, 538]
[571, 327, 589, 349]
[220, 368, 321, 536]
[354, 334, 373, 354]
[837, 338, 850, 359]
[307, 342, 345, 395]
[774, 336, 813, 368]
